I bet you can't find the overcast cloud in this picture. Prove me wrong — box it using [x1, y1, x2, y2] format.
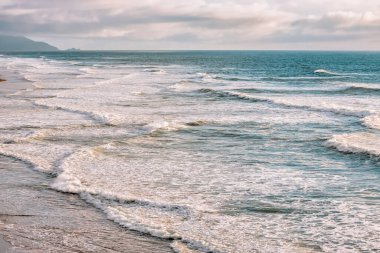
[0, 0, 379, 50]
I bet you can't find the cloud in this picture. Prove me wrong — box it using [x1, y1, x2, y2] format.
[0, 0, 289, 42]
[0, 0, 379, 49]
[266, 10, 380, 46]
[293, 11, 380, 31]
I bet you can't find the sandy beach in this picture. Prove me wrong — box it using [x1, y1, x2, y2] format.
[0, 72, 30, 95]
[0, 155, 173, 252]
[0, 236, 12, 253]
[1, 51, 379, 252]
[0, 75, 16, 253]
[0, 73, 173, 252]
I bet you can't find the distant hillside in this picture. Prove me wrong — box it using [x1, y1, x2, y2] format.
[0, 35, 58, 52]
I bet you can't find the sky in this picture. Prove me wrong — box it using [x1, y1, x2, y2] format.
[0, 0, 379, 50]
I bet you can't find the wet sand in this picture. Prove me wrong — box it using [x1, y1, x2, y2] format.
[0, 155, 173, 253]
[0, 75, 14, 252]
[0, 72, 31, 95]
[0, 72, 174, 252]
[0, 235, 13, 253]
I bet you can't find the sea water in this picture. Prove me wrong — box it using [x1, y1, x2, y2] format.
[0, 51, 379, 252]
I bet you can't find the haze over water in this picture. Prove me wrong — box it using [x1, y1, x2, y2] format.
[0, 51, 380, 252]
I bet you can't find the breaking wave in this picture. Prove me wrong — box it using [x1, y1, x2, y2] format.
[314, 69, 342, 76]
[326, 133, 380, 157]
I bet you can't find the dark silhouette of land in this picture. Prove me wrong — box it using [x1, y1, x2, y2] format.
[0, 35, 58, 52]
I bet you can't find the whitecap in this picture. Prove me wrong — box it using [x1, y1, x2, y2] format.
[326, 132, 380, 157]
[362, 114, 380, 130]
[314, 69, 342, 76]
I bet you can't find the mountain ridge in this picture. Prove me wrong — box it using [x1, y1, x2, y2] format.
[0, 35, 59, 52]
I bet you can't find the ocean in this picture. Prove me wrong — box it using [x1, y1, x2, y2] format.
[0, 51, 379, 252]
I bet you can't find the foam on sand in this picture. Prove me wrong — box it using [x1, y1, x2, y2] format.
[0, 155, 172, 253]
[2, 52, 380, 253]
[0, 236, 12, 253]
[0, 142, 74, 173]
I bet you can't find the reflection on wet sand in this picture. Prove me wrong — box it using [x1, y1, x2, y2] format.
[0, 155, 173, 253]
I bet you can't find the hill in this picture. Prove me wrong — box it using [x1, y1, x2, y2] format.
[0, 35, 58, 52]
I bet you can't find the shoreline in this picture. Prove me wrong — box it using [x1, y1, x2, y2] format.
[0, 70, 174, 252]
[0, 235, 12, 253]
[0, 155, 173, 252]
[0, 71, 32, 95]
[1, 52, 379, 252]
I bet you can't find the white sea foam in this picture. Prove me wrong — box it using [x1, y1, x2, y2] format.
[169, 81, 202, 92]
[0, 99, 92, 130]
[196, 72, 216, 83]
[227, 92, 380, 117]
[79, 67, 98, 74]
[3, 140, 375, 253]
[43, 140, 380, 253]
[342, 82, 380, 90]
[144, 120, 189, 133]
[0, 142, 74, 172]
[28, 125, 139, 143]
[362, 114, 380, 130]
[326, 132, 380, 157]
[314, 69, 341, 76]
[34, 97, 165, 126]
[2, 54, 380, 253]
[144, 68, 167, 74]
[0, 129, 35, 143]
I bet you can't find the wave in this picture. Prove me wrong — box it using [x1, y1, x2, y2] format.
[235, 82, 380, 96]
[340, 82, 380, 91]
[213, 76, 251, 82]
[261, 70, 360, 82]
[144, 120, 187, 134]
[347, 82, 380, 89]
[196, 72, 214, 82]
[144, 68, 166, 74]
[34, 99, 109, 125]
[80, 193, 182, 239]
[362, 114, 380, 130]
[169, 80, 202, 92]
[79, 67, 98, 74]
[198, 88, 261, 102]
[259, 96, 373, 117]
[196, 72, 253, 83]
[0, 143, 204, 251]
[198, 88, 376, 117]
[0, 143, 74, 173]
[185, 120, 208, 126]
[262, 76, 342, 82]
[3, 53, 380, 253]
[340, 86, 380, 94]
[144, 119, 208, 134]
[45, 147, 217, 252]
[68, 190, 216, 253]
[314, 69, 342, 76]
[237, 87, 343, 95]
[256, 87, 380, 95]
[325, 132, 380, 157]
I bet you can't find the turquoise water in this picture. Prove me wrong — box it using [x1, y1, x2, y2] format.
[0, 51, 379, 252]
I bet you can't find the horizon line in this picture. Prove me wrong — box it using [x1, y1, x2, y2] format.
[2, 49, 380, 53]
